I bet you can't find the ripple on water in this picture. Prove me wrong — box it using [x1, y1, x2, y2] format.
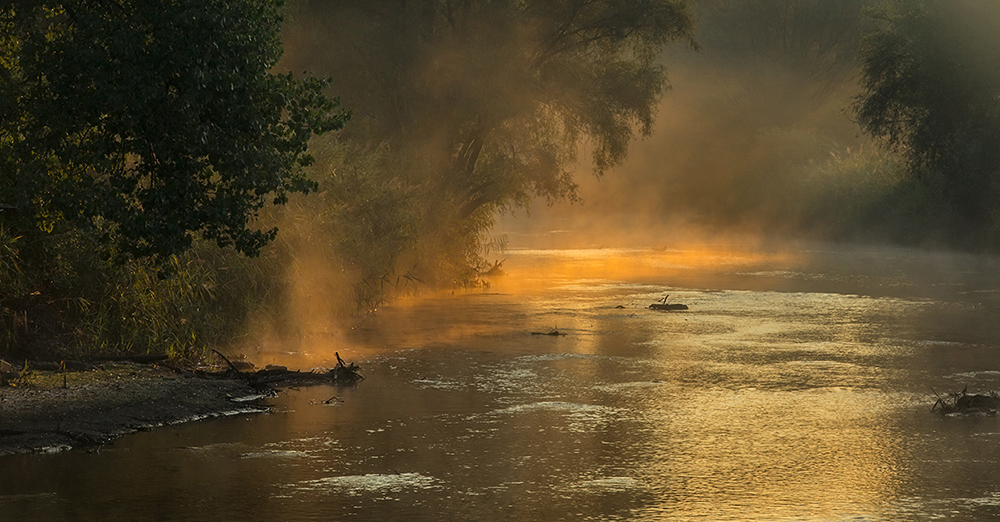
[473, 368, 541, 394]
[573, 476, 644, 492]
[592, 381, 668, 393]
[240, 449, 315, 459]
[946, 370, 1000, 380]
[482, 401, 625, 432]
[515, 352, 645, 369]
[296, 473, 442, 496]
[412, 378, 464, 390]
[515, 353, 614, 362]
[490, 401, 608, 415]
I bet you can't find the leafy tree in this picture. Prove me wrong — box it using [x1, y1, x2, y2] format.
[855, 0, 1000, 237]
[281, 0, 695, 275]
[0, 0, 348, 260]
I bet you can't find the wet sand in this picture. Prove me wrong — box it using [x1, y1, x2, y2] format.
[0, 362, 265, 455]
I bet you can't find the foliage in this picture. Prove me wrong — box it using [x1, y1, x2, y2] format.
[0, 0, 348, 260]
[0, 229, 282, 360]
[0, 0, 352, 359]
[263, 136, 420, 316]
[84, 245, 281, 359]
[794, 145, 939, 243]
[854, 0, 1000, 245]
[281, 0, 695, 277]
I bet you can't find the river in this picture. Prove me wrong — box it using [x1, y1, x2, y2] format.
[4, 244, 1000, 521]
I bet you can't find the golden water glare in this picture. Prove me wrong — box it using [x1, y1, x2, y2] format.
[30, 245, 989, 521]
[288, 246, 915, 520]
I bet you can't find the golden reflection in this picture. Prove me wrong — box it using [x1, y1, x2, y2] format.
[517, 292, 906, 520]
[242, 246, 908, 520]
[491, 246, 805, 294]
[629, 388, 903, 520]
[245, 244, 805, 368]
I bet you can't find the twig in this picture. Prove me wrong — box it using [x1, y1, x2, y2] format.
[211, 349, 248, 382]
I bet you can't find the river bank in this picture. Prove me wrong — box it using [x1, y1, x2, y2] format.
[0, 362, 266, 456]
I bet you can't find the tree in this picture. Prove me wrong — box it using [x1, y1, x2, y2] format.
[280, 0, 695, 273]
[0, 0, 348, 260]
[854, 0, 1000, 236]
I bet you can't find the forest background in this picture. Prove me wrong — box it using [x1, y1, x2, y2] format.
[2, 0, 998, 361]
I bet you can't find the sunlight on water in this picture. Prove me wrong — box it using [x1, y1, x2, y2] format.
[6, 245, 1000, 520]
[296, 472, 442, 495]
[491, 246, 805, 295]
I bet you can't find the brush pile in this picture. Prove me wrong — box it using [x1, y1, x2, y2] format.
[931, 386, 999, 415]
[208, 350, 364, 389]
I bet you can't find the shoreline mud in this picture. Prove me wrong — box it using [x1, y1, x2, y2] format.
[0, 362, 266, 456]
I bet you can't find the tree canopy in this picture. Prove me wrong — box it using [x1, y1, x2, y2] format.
[0, 0, 347, 259]
[855, 0, 1000, 232]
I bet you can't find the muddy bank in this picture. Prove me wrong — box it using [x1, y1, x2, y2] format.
[0, 362, 265, 456]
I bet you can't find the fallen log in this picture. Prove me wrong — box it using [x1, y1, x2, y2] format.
[650, 294, 688, 311]
[649, 303, 688, 311]
[209, 350, 364, 388]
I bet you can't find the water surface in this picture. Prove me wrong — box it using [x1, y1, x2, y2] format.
[4, 245, 1000, 521]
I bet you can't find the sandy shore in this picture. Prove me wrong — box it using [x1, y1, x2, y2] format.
[0, 362, 267, 455]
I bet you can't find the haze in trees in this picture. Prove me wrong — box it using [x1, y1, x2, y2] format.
[855, 0, 1000, 246]
[280, 0, 696, 275]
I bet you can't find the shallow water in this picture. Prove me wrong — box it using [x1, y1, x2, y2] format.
[5, 245, 1000, 521]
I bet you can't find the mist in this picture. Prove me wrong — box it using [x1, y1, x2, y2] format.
[266, 0, 1000, 344]
[496, 0, 1000, 252]
[497, 0, 877, 249]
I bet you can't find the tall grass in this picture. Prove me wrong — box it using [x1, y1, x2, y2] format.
[78, 245, 283, 360]
[0, 227, 28, 352]
[792, 144, 989, 248]
[0, 225, 282, 361]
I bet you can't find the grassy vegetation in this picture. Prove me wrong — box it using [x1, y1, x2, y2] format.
[792, 144, 1000, 250]
[0, 225, 282, 361]
[0, 135, 495, 362]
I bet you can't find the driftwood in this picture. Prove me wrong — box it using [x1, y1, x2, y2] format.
[531, 330, 567, 336]
[0, 359, 19, 387]
[649, 295, 688, 311]
[649, 303, 688, 311]
[932, 386, 999, 415]
[210, 350, 364, 389]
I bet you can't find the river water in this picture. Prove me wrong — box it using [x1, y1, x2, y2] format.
[5, 245, 1000, 521]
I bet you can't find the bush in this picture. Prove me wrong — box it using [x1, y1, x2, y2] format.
[0, 228, 280, 361]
